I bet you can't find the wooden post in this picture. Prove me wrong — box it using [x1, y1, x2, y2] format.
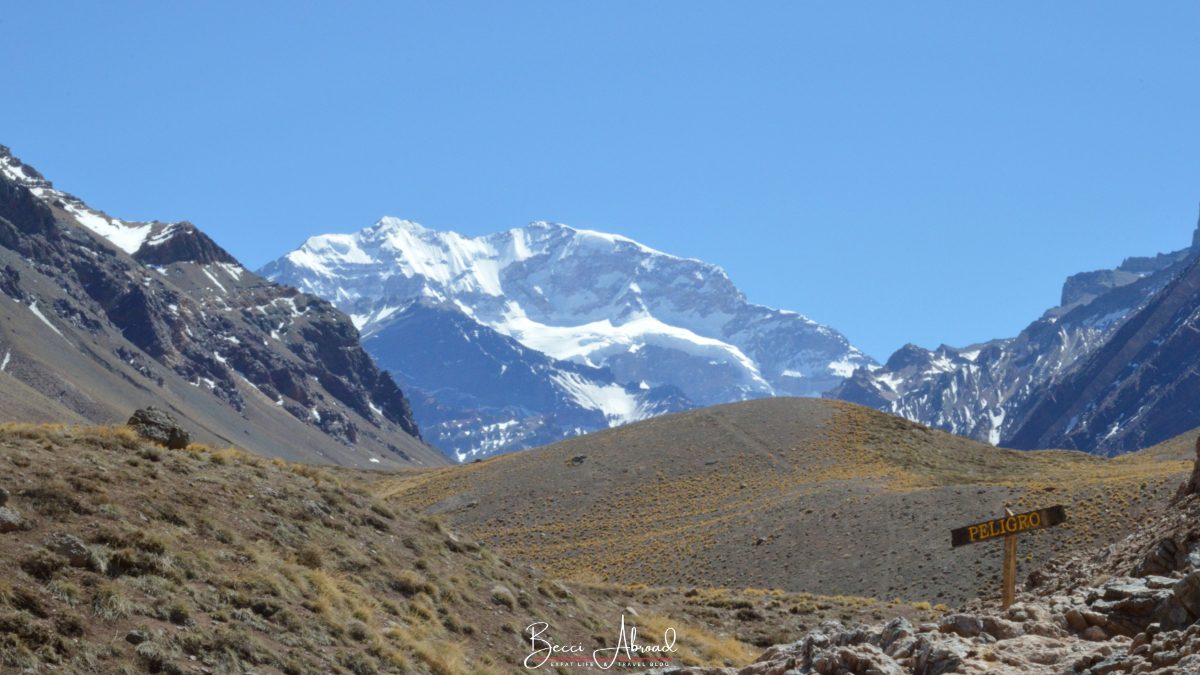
[1001, 507, 1017, 608]
[951, 504, 1065, 608]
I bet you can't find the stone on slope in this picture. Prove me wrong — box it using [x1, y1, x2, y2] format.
[127, 406, 191, 449]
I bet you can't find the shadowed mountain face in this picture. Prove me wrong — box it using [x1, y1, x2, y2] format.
[0, 146, 443, 468]
[831, 213, 1200, 454]
[380, 397, 1191, 605]
[1007, 255, 1200, 455]
[363, 298, 692, 461]
[260, 217, 873, 459]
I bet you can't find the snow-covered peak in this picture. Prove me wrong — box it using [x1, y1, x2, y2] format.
[262, 216, 876, 408]
[0, 147, 177, 256]
[276, 216, 734, 305]
[0, 149, 48, 189]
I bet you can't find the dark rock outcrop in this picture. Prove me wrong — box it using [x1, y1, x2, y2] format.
[127, 406, 191, 449]
[131, 222, 237, 266]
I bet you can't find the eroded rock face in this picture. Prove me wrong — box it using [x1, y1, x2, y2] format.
[1177, 435, 1200, 499]
[127, 406, 191, 449]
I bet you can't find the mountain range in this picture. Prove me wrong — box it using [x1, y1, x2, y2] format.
[9, 140, 1200, 463]
[0, 146, 442, 468]
[832, 212, 1200, 456]
[261, 217, 873, 459]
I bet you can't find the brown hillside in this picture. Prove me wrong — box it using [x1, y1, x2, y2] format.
[378, 398, 1192, 607]
[0, 422, 955, 673]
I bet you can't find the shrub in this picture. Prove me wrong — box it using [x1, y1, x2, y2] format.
[91, 584, 131, 621]
[296, 545, 323, 569]
[20, 549, 66, 582]
[389, 570, 436, 598]
[490, 586, 516, 610]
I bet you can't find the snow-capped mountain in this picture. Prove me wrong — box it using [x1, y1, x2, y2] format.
[261, 217, 873, 458]
[830, 214, 1199, 451]
[0, 145, 442, 468]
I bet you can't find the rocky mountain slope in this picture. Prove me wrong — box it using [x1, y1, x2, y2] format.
[379, 397, 1192, 606]
[1007, 252, 1200, 455]
[831, 213, 1199, 453]
[261, 217, 872, 459]
[0, 146, 441, 468]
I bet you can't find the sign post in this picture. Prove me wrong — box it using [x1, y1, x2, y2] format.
[1001, 508, 1017, 608]
[951, 505, 1067, 608]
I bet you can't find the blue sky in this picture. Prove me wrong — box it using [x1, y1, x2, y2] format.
[2, 2, 1199, 360]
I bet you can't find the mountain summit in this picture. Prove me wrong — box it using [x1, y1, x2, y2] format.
[262, 217, 873, 459]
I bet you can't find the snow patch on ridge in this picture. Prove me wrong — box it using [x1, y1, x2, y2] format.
[551, 372, 644, 425]
[28, 302, 67, 342]
[62, 203, 153, 254]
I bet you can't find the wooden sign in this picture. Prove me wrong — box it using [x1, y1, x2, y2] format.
[950, 505, 1067, 548]
[950, 505, 1067, 608]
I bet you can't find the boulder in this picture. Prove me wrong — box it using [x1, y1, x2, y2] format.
[0, 506, 23, 533]
[45, 533, 91, 567]
[127, 406, 191, 449]
[937, 614, 982, 638]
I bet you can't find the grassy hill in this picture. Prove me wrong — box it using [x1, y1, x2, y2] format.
[377, 398, 1193, 606]
[0, 421, 952, 673]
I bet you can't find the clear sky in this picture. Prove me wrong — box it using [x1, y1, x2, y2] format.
[2, 2, 1199, 360]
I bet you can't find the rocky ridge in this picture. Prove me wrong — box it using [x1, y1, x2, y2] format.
[831, 212, 1199, 455]
[1007, 252, 1200, 454]
[0, 145, 440, 467]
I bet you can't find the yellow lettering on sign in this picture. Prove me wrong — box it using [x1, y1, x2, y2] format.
[1029, 512, 1041, 527]
[1005, 516, 1017, 533]
[1017, 514, 1030, 530]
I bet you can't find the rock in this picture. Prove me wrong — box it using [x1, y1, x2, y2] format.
[127, 406, 191, 449]
[912, 635, 967, 675]
[1023, 621, 1067, 638]
[811, 644, 901, 675]
[938, 614, 982, 638]
[1175, 434, 1200, 498]
[125, 630, 149, 645]
[1135, 538, 1181, 576]
[1065, 608, 1089, 633]
[1172, 570, 1200, 619]
[981, 616, 1022, 640]
[44, 533, 91, 567]
[879, 617, 914, 652]
[0, 486, 8, 506]
[1081, 626, 1109, 641]
[0, 506, 24, 533]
